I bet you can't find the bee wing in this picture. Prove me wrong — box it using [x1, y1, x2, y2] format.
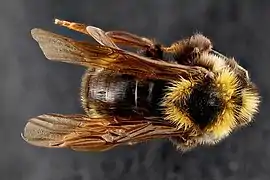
[31, 28, 208, 80]
[22, 114, 183, 151]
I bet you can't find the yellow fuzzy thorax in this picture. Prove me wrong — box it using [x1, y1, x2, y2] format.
[161, 53, 260, 141]
[161, 78, 196, 131]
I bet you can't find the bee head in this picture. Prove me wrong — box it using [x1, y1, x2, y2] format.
[162, 53, 260, 143]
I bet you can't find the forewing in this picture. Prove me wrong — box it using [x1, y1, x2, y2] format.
[22, 114, 183, 151]
[31, 28, 209, 80]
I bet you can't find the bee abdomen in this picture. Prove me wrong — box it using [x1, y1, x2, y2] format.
[81, 70, 167, 117]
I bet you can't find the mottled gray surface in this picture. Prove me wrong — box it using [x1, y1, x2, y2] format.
[1, 0, 269, 180]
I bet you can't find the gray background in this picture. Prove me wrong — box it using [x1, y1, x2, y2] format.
[1, 0, 269, 180]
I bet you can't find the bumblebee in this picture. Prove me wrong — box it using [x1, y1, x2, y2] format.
[22, 19, 260, 152]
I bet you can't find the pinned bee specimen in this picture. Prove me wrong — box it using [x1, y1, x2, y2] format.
[22, 19, 260, 152]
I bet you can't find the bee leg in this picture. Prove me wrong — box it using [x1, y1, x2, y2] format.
[54, 19, 89, 35]
[137, 43, 164, 60]
[170, 137, 199, 152]
[163, 33, 213, 65]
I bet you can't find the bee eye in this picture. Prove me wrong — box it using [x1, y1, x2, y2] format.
[184, 82, 224, 129]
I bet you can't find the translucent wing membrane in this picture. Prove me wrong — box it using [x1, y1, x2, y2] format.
[22, 114, 183, 151]
[31, 28, 209, 81]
